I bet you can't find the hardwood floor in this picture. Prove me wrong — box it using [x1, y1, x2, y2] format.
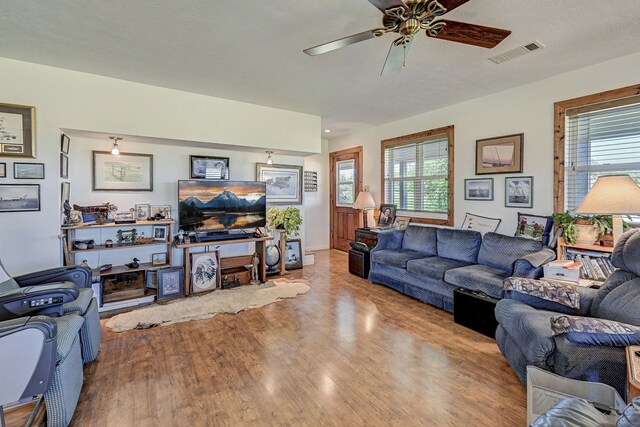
[35, 250, 527, 426]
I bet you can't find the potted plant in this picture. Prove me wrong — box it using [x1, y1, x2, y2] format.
[552, 212, 615, 246]
[266, 206, 303, 241]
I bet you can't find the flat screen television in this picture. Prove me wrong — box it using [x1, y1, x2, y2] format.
[178, 180, 267, 232]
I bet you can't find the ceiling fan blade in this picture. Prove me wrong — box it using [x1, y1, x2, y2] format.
[381, 37, 414, 75]
[368, 0, 407, 13]
[427, 20, 511, 48]
[438, 0, 472, 14]
[303, 30, 378, 56]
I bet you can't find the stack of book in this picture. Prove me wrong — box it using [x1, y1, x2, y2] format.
[564, 248, 614, 281]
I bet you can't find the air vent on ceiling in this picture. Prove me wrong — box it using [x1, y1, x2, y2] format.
[489, 40, 545, 64]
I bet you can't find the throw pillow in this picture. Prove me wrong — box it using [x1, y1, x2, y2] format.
[503, 277, 581, 309]
[514, 212, 554, 245]
[550, 315, 640, 347]
[460, 212, 501, 235]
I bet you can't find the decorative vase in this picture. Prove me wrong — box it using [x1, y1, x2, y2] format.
[575, 223, 599, 245]
[265, 244, 281, 273]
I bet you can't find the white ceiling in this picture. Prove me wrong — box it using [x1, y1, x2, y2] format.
[1, 0, 639, 139]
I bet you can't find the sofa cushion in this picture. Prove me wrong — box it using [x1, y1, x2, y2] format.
[530, 398, 613, 427]
[402, 225, 438, 255]
[590, 270, 638, 317]
[444, 264, 509, 299]
[406, 257, 471, 281]
[478, 232, 543, 273]
[436, 229, 481, 263]
[595, 278, 640, 326]
[550, 315, 640, 347]
[370, 249, 431, 269]
[612, 229, 640, 276]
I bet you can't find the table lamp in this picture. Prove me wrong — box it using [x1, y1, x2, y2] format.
[575, 174, 640, 244]
[353, 190, 376, 229]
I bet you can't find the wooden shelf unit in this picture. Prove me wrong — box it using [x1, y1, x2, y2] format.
[556, 237, 614, 260]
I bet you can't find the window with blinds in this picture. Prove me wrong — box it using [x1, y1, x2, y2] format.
[564, 97, 640, 211]
[382, 126, 454, 224]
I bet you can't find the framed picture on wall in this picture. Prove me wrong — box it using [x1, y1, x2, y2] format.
[475, 134, 523, 175]
[505, 176, 534, 208]
[190, 155, 229, 180]
[61, 134, 70, 154]
[61, 182, 70, 211]
[464, 178, 494, 201]
[0, 184, 40, 213]
[14, 162, 44, 179]
[0, 163, 5, 178]
[0, 103, 36, 158]
[92, 151, 153, 191]
[60, 154, 69, 179]
[256, 163, 303, 205]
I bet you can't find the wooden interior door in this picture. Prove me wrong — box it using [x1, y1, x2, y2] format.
[330, 147, 363, 252]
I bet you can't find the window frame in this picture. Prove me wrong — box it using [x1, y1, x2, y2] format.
[553, 84, 640, 212]
[380, 125, 454, 226]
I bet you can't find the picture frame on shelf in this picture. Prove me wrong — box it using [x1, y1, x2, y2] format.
[92, 151, 153, 191]
[60, 134, 70, 154]
[0, 103, 36, 158]
[153, 226, 167, 241]
[475, 134, 523, 175]
[464, 178, 494, 201]
[393, 216, 411, 231]
[0, 163, 5, 178]
[190, 251, 220, 293]
[134, 203, 151, 220]
[152, 252, 168, 266]
[256, 163, 303, 205]
[60, 154, 68, 179]
[145, 270, 158, 289]
[190, 155, 229, 180]
[505, 176, 534, 208]
[284, 239, 303, 270]
[150, 205, 172, 219]
[116, 229, 137, 244]
[0, 184, 40, 213]
[377, 204, 396, 227]
[13, 162, 44, 179]
[114, 211, 135, 223]
[157, 268, 184, 300]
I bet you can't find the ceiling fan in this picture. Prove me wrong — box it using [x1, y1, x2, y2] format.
[303, 0, 512, 75]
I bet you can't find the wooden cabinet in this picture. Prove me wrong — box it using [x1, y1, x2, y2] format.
[556, 237, 614, 282]
[348, 228, 379, 278]
[355, 228, 379, 248]
[628, 345, 640, 403]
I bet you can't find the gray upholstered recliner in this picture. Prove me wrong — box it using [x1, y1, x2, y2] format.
[0, 315, 84, 427]
[531, 397, 640, 427]
[496, 229, 640, 399]
[0, 260, 102, 363]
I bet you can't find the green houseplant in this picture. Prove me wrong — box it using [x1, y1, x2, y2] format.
[552, 211, 615, 245]
[267, 206, 302, 240]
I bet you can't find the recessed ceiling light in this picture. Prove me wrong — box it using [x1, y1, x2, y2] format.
[323, 129, 331, 133]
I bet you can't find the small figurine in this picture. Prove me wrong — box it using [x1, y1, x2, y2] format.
[80, 260, 89, 268]
[250, 252, 260, 285]
[126, 257, 140, 269]
[177, 229, 185, 245]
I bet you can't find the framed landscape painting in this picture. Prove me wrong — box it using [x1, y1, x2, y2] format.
[505, 176, 533, 208]
[464, 178, 493, 201]
[256, 163, 303, 205]
[0, 184, 40, 212]
[475, 134, 523, 175]
[92, 151, 153, 191]
[0, 103, 36, 158]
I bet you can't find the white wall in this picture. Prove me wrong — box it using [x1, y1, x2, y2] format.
[330, 52, 640, 235]
[303, 139, 330, 251]
[0, 57, 321, 275]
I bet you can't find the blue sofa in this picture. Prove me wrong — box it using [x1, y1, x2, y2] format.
[369, 225, 555, 312]
[496, 229, 640, 399]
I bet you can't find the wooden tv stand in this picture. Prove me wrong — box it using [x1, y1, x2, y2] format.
[175, 235, 273, 296]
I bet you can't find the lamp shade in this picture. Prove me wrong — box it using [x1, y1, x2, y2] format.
[353, 191, 376, 210]
[576, 175, 640, 215]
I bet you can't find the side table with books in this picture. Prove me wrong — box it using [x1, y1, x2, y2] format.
[551, 238, 615, 284]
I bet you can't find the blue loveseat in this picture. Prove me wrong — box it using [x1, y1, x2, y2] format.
[369, 225, 555, 312]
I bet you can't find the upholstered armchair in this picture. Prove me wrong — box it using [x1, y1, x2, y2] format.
[495, 229, 640, 399]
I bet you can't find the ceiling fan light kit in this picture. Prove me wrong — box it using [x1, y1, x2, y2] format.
[304, 0, 512, 75]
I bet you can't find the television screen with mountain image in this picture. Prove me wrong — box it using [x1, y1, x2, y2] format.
[178, 180, 266, 231]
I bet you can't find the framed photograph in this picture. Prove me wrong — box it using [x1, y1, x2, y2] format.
[60, 134, 70, 154]
[284, 238, 303, 270]
[256, 163, 303, 205]
[116, 228, 137, 244]
[377, 204, 396, 227]
[0, 163, 5, 178]
[505, 176, 534, 208]
[92, 151, 153, 191]
[0, 184, 40, 213]
[475, 134, 523, 175]
[60, 153, 68, 179]
[134, 203, 151, 220]
[464, 178, 494, 201]
[151, 205, 171, 219]
[190, 155, 229, 180]
[61, 182, 70, 212]
[393, 216, 411, 231]
[157, 268, 184, 300]
[145, 270, 158, 289]
[152, 252, 168, 266]
[0, 103, 36, 158]
[14, 162, 44, 179]
[153, 225, 167, 241]
[190, 251, 220, 293]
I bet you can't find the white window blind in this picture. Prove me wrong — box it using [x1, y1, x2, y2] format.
[384, 135, 449, 214]
[564, 99, 640, 211]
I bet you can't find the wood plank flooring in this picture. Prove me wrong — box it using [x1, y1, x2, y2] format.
[28, 250, 527, 426]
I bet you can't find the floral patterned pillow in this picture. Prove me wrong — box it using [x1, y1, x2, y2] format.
[503, 277, 581, 309]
